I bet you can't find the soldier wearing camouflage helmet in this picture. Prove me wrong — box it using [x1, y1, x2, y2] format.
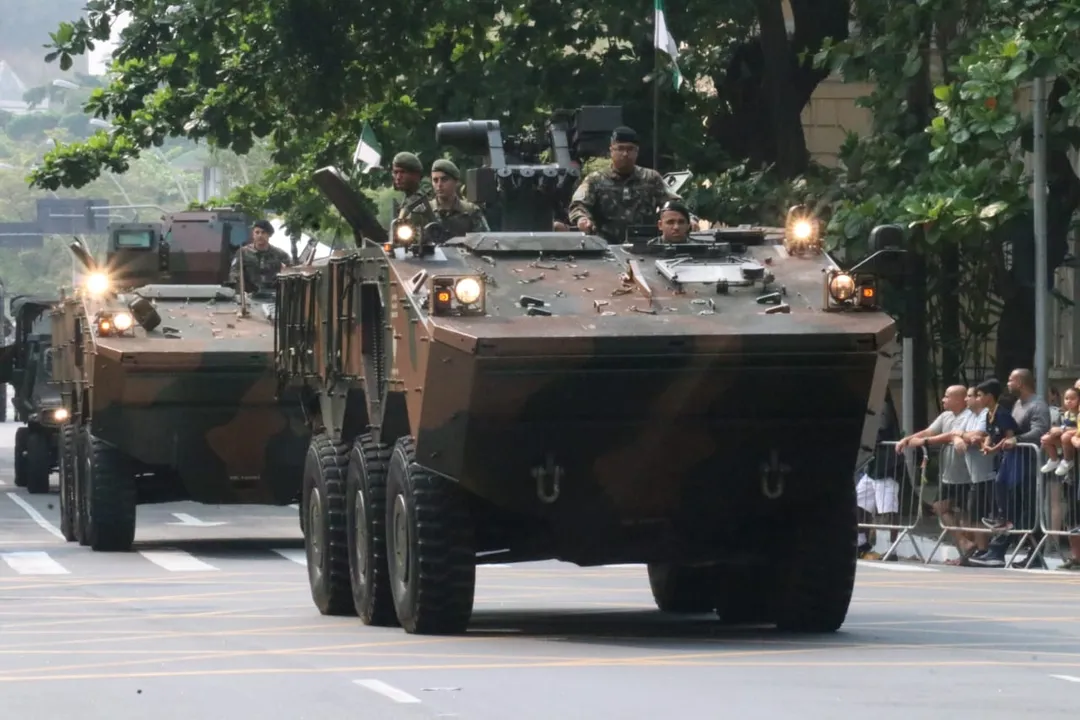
[568, 126, 680, 243]
[390, 151, 430, 220]
[227, 219, 293, 292]
[406, 158, 490, 239]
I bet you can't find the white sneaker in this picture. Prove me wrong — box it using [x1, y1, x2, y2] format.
[1056, 460, 1075, 476]
[1042, 459, 1061, 473]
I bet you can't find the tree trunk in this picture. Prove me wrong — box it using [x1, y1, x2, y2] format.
[705, 0, 849, 179]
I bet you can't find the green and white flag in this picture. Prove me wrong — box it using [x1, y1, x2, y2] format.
[654, 0, 683, 90]
[353, 120, 382, 173]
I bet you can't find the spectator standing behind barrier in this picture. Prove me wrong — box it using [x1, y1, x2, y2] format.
[978, 381, 1021, 532]
[942, 386, 995, 563]
[968, 370, 1052, 568]
[892, 386, 972, 556]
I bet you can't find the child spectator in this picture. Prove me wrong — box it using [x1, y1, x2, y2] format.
[1040, 386, 1080, 476]
[978, 379, 1021, 532]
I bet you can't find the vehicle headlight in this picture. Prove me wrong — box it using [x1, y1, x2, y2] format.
[791, 219, 813, 241]
[395, 223, 414, 242]
[85, 271, 110, 295]
[112, 311, 134, 331]
[96, 310, 135, 336]
[51, 408, 69, 422]
[454, 277, 482, 305]
[828, 273, 856, 302]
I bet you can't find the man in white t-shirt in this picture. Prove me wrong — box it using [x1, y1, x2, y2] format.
[940, 386, 994, 562]
[894, 385, 973, 556]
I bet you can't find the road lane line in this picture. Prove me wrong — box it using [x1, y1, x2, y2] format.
[138, 550, 218, 572]
[1, 551, 69, 575]
[6, 493, 64, 540]
[857, 560, 938, 573]
[353, 679, 421, 704]
[272, 549, 306, 566]
[1051, 674, 1080, 683]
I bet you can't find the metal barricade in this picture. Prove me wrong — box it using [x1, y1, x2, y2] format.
[922, 441, 1041, 566]
[1030, 445, 1080, 567]
[855, 440, 927, 561]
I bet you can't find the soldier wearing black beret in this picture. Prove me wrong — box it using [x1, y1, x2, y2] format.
[567, 125, 681, 243]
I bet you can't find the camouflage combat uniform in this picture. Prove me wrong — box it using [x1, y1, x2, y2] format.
[229, 244, 293, 290]
[407, 196, 490, 240]
[568, 166, 680, 243]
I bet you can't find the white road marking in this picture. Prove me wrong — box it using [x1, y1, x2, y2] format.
[0, 479, 6, 485]
[167, 513, 226, 527]
[354, 679, 422, 704]
[6, 493, 64, 540]
[1050, 674, 1080, 683]
[288, 503, 299, 510]
[273, 549, 307, 566]
[1, 551, 69, 575]
[139, 550, 218, 572]
[857, 560, 938, 573]
[479, 564, 510, 569]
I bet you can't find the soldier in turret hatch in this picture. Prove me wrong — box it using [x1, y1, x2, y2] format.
[568, 125, 681, 244]
[655, 200, 691, 244]
[227, 219, 293, 291]
[390, 152, 429, 221]
[406, 159, 490, 238]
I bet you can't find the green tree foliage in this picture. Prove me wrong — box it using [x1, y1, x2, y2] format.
[28, 0, 850, 231]
[818, 0, 1080, 389]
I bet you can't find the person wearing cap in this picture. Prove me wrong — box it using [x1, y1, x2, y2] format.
[390, 151, 430, 221]
[405, 158, 490, 239]
[227, 218, 293, 291]
[655, 201, 691, 243]
[568, 126, 680, 243]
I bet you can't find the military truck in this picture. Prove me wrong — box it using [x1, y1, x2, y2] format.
[276, 106, 904, 635]
[0, 295, 67, 494]
[51, 212, 310, 549]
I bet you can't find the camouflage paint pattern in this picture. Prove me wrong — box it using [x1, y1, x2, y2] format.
[276, 168, 895, 563]
[51, 211, 309, 506]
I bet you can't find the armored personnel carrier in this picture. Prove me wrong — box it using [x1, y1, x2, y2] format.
[0, 294, 66, 494]
[51, 212, 310, 549]
[276, 106, 903, 635]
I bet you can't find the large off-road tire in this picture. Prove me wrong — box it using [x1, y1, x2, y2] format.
[58, 425, 77, 542]
[302, 433, 354, 616]
[646, 564, 719, 613]
[24, 429, 51, 495]
[13, 426, 27, 487]
[385, 436, 476, 635]
[346, 433, 398, 626]
[772, 482, 859, 633]
[80, 428, 138, 552]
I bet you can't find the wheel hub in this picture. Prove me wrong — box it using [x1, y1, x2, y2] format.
[392, 495, 409, 586]
[308, 487, 324, 568]
[354, 488, 368, 580]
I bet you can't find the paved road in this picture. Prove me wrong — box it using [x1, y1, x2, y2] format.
[1, 422, 1080, 717]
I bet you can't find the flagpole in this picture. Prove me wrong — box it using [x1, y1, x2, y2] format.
[652, 13, 660, 170]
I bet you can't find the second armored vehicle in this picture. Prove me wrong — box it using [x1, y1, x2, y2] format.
[51, 212, 310, 549]
[277, 106, 903, 635]
[0, 294, 67, 494]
